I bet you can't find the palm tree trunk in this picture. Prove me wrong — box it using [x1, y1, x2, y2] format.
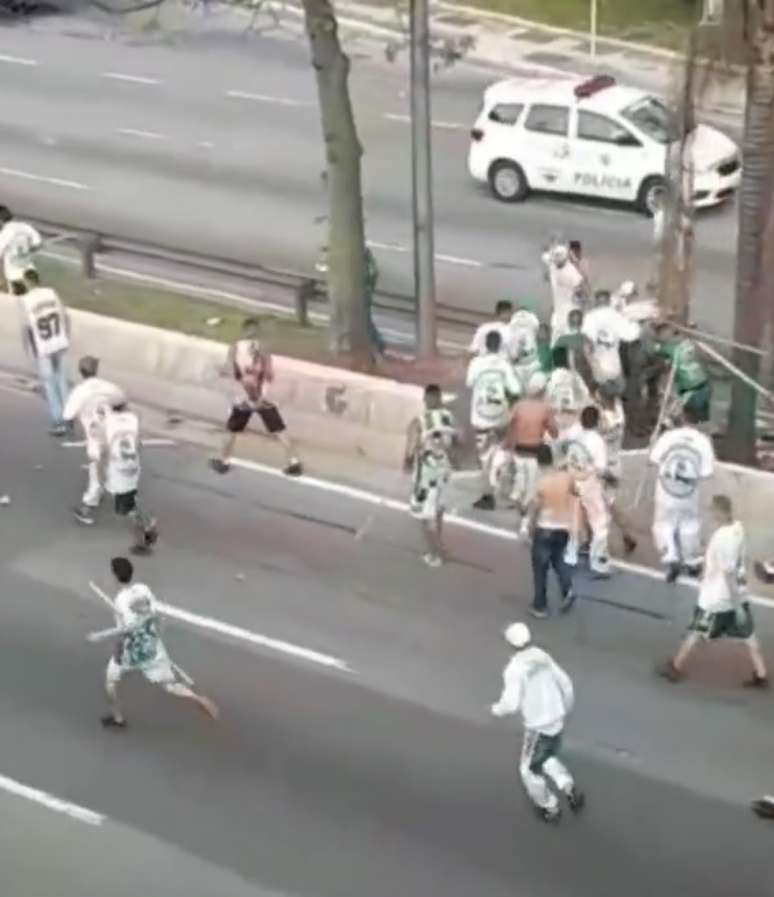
[728, 0, 774, 463]
[301, 0, 370, 361]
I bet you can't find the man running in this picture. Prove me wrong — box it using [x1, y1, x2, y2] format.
[658, 495, 768, 688]
[491, 622, 584, 823]
[15, 271, 71, 435]
[466, 330, 521, 511]
[542, 244, 584, 342]
[649, 404, 715, 583]
[63, 356, 126, 525]
[103, 399, 159, 555]
[88, 557, 218, 728]
[210, 318, 303, 477]
[562, 406, 611, 577]
[526, 445, 576, 618]
[503, 373, 557, 538]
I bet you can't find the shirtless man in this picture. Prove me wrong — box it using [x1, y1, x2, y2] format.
[526, 445, 576, 618]
[503, 373, 558, 538]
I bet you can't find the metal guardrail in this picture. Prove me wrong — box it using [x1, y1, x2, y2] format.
[30, 216, 487, 331]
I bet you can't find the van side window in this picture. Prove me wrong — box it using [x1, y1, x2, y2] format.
[488, 103, 524, 125]
[577, 111, 638, 145]
[524, 105, 569, 137]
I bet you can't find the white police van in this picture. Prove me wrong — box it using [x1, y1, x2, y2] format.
[468, 75, 741, 214]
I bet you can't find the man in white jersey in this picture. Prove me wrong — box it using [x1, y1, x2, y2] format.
[468, 300, 515, 358]
[15, 270, 70, 435]
[649, 404, 715, 583]
[582, 290, 640, 397]
[104, 400, 159, 555]
[466, 329, 521, 511]
[491, 623, 584, 824]
[64, 356, 126, 525]
[542, 244, 584, 343]
[546, 346, 591, 440]
[659, 495, 768, 688]
[562, 406, 610, 577]
[210, 318, 302, 477]
[88, 557, 218, 729]
[509, 303, 541, 393]
[0, 206, 42, 287]
[404, 384, 458, 567]
[596, 384, 637, 555]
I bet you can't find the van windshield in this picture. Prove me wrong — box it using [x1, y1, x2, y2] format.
[620, 96, 679, 144]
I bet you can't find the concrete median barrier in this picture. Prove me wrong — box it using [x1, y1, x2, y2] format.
[0, 304, 425, 466]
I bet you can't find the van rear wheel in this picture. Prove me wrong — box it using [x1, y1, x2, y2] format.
[489, 161, 529, 203]
[637, 176, 666, 216]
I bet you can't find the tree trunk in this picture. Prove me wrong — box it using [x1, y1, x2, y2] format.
[301, 0, 370, 360]
[728, 0, 774, 464]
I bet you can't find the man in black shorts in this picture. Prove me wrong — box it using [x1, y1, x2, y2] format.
[209, 319, 303, 477]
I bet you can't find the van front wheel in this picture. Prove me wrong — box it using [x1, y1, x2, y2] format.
[489, 161, 529, 203]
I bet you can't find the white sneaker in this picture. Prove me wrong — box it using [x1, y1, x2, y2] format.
[422, 553, 443, 568]
[518, 519, 530, 540]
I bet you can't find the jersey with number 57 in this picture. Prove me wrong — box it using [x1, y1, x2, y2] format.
[19, 287, 69, 357]
[104, 409, 141, 495]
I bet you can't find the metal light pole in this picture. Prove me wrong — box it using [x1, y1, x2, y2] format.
[589, 0, 598, 59]
[410, 0, 438, 358]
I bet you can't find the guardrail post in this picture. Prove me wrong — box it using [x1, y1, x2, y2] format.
[80, 234, 101, 279]
[295, 279, 315, 327]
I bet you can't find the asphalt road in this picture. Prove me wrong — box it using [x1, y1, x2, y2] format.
[2, 382, 774, 896]
[0, 8, 741, 337]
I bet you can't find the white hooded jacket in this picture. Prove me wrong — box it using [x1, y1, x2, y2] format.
[492, 646, 574, 735]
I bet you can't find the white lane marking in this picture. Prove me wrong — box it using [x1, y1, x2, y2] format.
[367, 239, 410, 253]
[0, 773, 104, 826]
[0, 167, 89, 191]
[61, 438, 176, 448]
[434, 253, 483, 268]
[102, 72, 160, 85]
[117, 128, 166, 140]
[226, 457, 774, 612]
[157, 603, 352, 673]
[225, 90, 310, 107]
[0, 54, 38, 66]
[382, 113, 465, 130]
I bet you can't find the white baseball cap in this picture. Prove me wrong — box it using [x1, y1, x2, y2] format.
[504, 622, 531, 649]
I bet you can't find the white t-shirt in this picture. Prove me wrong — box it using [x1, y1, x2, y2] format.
[599, 400, 625, 477]
[104, 409, 141, 495]
[468, 321, 514, 359]
[63, 377, 126, 444]
[465, 354, 521, 430]
[563, 422, 607, 476]
[0, 221, 42, 282]
[698, 521, 746, 613]
[542, 254, 584, 313]
[114, 583, 164, 669]
[546, 368, 590, 414]
[492, 647, 574, 735]
[19, 287, 69, 357]
[582, 306, 640, 383]
[509, 310, 540, 366]
[650, 426, 715, 510]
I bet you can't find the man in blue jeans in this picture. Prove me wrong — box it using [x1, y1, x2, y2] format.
[527, 444, 576, 618]
[15, 271, 71, 435]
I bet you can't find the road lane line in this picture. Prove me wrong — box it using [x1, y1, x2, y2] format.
[434, 253, 483, 268]
[226, 457, 774, 612]
[157, 603, 352, 673]
[61, 438, 176, 448]
[0, 773, 104, 826]
[225, 90, 310, 107]
[366, 239, 410, 253]
[0, 54, 38, 66]
[117, 128, 167, 140]
[382, 113, 465, 130]
[102, 72, 160, 85]
[0, 167, 90, 191]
